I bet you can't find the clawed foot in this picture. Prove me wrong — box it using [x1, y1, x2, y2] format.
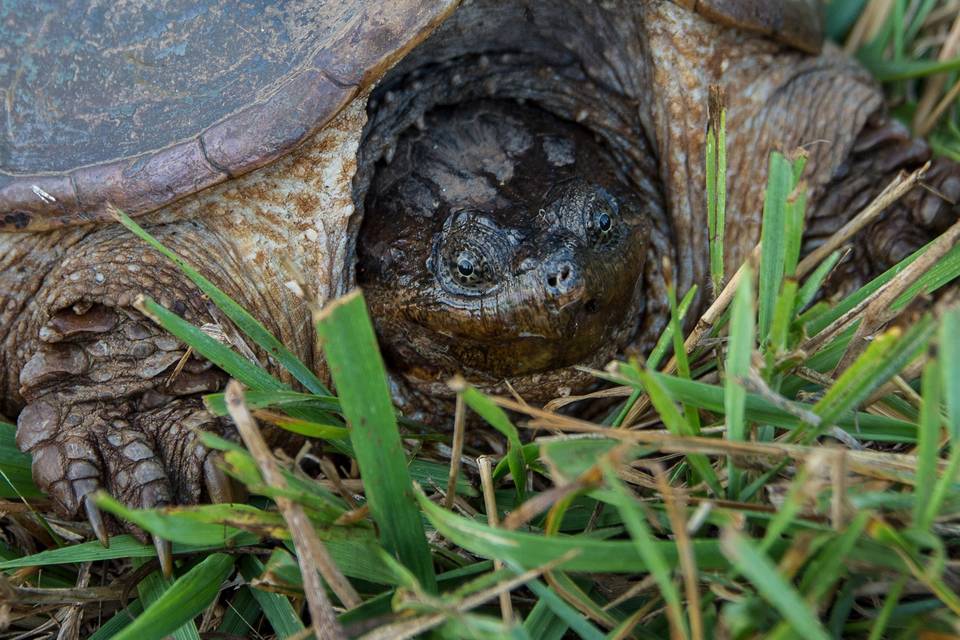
[16, 303, 236, 574]
[18, 397, 237, 573]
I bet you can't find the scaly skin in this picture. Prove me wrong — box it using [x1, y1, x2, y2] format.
[0, 99, 366, 544]
[3, 223, 268, 542]
[0, 1, 957, 545]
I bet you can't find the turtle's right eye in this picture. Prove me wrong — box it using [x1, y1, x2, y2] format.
[587, 188, 620, 245]
[452, 250, 484, 286]
[433, 210, 513, 295]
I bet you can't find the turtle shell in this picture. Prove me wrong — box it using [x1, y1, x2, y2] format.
[674, 0, 824, 54]
[0, 0, 457, 232]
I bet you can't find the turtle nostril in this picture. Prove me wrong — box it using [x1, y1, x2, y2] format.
[545, 261, 576, 294]
[584, 299, 599, 314]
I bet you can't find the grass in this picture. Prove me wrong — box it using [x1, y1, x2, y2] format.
[3, 1, 960, 638]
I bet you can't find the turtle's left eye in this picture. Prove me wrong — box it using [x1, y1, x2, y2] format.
[589, 191, 618, 242]
[453, 250, 484, 285]
[596, 211, 612, 233]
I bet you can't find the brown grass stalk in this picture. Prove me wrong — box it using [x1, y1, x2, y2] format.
[225, 381, 355, 640]
[477, 455, 514, 624]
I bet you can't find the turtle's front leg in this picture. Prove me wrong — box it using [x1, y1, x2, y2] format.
[11, 225, 250, 568]
[806, 115, 960, 293]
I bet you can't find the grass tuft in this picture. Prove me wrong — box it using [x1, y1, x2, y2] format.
[3, 2, 960, 638]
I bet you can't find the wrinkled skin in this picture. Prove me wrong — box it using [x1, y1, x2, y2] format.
[358, 101, 650, 402]
[2, 1, 958, 541]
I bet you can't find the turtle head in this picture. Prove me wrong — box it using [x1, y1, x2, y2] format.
[357, 101, 650, 385]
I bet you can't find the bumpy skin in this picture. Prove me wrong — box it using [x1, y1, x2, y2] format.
[1, 0, 958, 535]
[358, 100, 651, 406]
[5, 224, 273, 535]
[1, 100, 367, 537]
[352, 0, 958, 409]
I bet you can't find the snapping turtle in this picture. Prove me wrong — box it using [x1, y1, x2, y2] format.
[1, 0, 958, 556]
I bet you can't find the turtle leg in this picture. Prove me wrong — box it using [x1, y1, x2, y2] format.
[11, 225, 260, 565]
[805, 115, 960, 294]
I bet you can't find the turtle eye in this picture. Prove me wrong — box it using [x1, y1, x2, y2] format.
[434, 209, 512, 295]
[597, 211, 612, 233]
[453, 251, 482, 285]
[590, 194, 618, 242]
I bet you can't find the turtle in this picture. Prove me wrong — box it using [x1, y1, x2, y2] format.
[2, 0, 958, 567]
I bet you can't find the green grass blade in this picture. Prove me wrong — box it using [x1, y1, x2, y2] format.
[239, 555, 306, 638]
[88, 601, 144, 640]
[0, 421, 40, 498]
[649, 285, 698, 370]
[116, 553, 235, 640]
[217, 585, 260, 637]
[806, 319, 934, 441]
[797, 512, 870, 603]
[941, 308, 960, 441]
[522, 596, 569, 640]
[517, 574, 606, 640]
[315, 290, 436, 591]
[914, 358, 942, 530]
[796, 250, 842, 312]
[866, 577, 906, 640]
[203, 389, 340, 416]
[606, 369, 915, 441]
[924, 446, 960, 530]
[0, 534, 248, 569]
[136, 295, 284, 391]
[133, 561, 199, 640]
[706, 91, 727, 294]
[603, 460, 690, 640]
[458, 384, 526, 498]
[758, 151, 795, 340]
[859, 55, 960, 82]
[726, 268, 754, 498]
[767, 278, 798, 366]
[667, 281, 701, 434]
[114, 207, 329, 395]
[758, 465, 810, 555]
[92, 493, 265, 546]
[626, 365, 723, 495]
[417, 485, 740, 573]
[784, 154, 807, 277]
[721, 529, 831, 640]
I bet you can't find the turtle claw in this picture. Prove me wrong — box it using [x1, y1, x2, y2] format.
[203, 454, 234, 504]
[153, 534, 173, 578]
[84, 495, 110, 548]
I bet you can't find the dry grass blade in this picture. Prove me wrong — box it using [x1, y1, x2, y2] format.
[225, 381, 355, 640]
[833, 215, 960, 373]
[914, 11, 960, 136]
[620, 243, 763, 427]
[844, 0, 894, 53]
[55, 562, 90, 640]
[919, 76, 960, 140]
[829, 448, 850, 529]
[796, 163, 929, 279]
[357, 557, 574, 640]
[443, 394, 467, 511]
[653, 466, 703, 640]
[477, 455, 514, 624]
[487, 394, 942, 483]
[6, 583, 123, 605]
